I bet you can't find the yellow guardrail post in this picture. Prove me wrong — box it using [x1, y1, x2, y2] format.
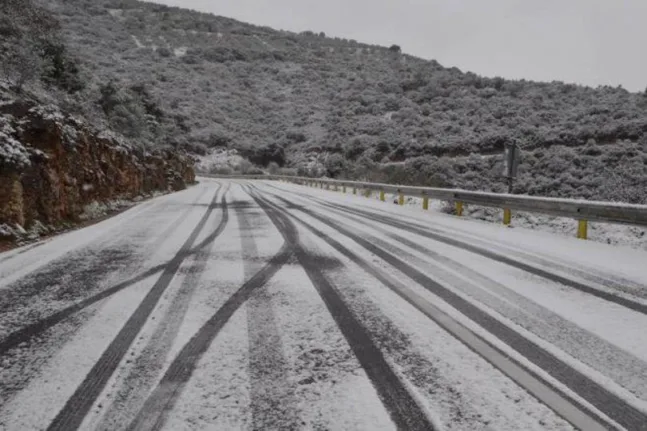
[380, 190, 385, 202]
[456, 201, 464, 217]
[398, 191, 405, 206]
[366, 189, 372, 198]
[503, 208, 512, 226]
[422, 194, 429, 211]
[577, 220, 588, 240]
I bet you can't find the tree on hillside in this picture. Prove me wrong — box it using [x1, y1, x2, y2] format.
[0, 0, 53, 91]
[40, 41, 85, 93]
[0, 40, 41, 92]
[389, 44, 401, 53]
[0, 0, 83, 93]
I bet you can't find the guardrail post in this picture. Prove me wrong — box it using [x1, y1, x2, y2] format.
[326, 183, 330, 190]
[398, 191, 405, 206]
[503, 208, 512, 226]
[353, 187, 357, 195]
[577, 220, 588, 240]
[334, 183, 338, 192]
[423, 195, 429, 211]
[380, 190, 385, 202]
[342, 184, 346, 193]
[456, 201, 464, 217]
[365, 189, 372, 198]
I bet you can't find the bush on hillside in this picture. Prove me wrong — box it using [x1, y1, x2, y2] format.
[40, 41, 85, 93]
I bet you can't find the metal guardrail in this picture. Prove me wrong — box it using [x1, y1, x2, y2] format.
[198, 173, 647, 239]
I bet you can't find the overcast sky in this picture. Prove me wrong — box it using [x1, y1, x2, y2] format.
[154, 0, 646, 92]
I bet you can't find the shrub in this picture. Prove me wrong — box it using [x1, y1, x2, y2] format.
[237, 159, 253, 174]
[98, 81, 151, 139]
[40, 41, 85, 93]
[267, 161, 280, 174]
[286, 131, 307, 143]
[157, 47, 172, 57]
[324, 153, 346, 178]
[1, 39, 41, 92]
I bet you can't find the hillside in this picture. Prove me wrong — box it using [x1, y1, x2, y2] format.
[0, 0, 195, 244]
[38, 0, 647, 202]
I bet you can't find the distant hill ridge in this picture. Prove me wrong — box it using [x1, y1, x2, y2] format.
[30, 0, 647, 202]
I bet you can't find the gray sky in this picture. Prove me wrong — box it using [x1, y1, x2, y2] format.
[155, 0, 647, 92]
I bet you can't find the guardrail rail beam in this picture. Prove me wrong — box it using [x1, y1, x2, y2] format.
[198, 173, 647, 241]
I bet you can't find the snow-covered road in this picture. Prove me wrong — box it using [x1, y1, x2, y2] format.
[1, 178, 646, 430]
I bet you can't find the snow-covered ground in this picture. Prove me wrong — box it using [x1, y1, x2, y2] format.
[195, 149, 246, 173]
[347, 188, 647, 250]
[0, 178, 646, 430]
[407, 196, 647, 250]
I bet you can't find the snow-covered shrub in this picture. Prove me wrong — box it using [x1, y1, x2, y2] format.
[0, 116, 31, 169]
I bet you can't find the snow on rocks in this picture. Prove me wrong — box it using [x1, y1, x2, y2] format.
[196, 148, 245, 172]
[0, 221, 50, 243]
[0, 99, 195, 248]
[27, 104, 65, 123]
[0, 117, 31, 169]
[79, 199, 133, 221]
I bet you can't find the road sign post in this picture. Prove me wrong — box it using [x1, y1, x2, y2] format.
[503, 143, 521, 194]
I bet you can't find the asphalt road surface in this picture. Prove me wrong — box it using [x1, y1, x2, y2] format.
[1, 178, 647, 430]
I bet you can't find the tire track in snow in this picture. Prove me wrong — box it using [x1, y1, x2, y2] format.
[95, 187, 230, 430]
[253, 187, 575, 429]
[305, 202, 647, 402]
[0, 194, 181, 290]
[235, 194, 298, 430]
[46, 188, 222, 431]
[0, 187, 212, 357]
[265, 182, 647, 316]
[263, 187, 643, 430]
[247, 187, 435, 431]
[125, 197, 293, 431]
[266, 181, 647, 298]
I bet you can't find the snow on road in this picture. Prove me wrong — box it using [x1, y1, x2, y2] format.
[0, 178, 646, 430]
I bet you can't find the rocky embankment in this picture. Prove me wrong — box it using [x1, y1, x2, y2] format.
[0, 101, 195, 244]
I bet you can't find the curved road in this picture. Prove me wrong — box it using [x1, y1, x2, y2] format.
[1, 178, 646, 430]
